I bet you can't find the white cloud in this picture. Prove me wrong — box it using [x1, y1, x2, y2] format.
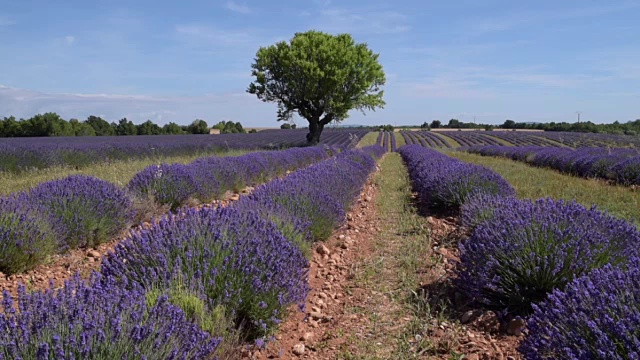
[175, 24, 257, 46]
[225, 1, 251, 14]
[0, 85, 280, 126]
[309, 4, 410, 35]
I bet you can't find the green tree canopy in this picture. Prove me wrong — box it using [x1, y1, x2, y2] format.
[136, 120, 162, 135]
[163, 122, 186, 134]
[70, 119, 96, 136]
[113, 118, 138, 136]
[503, 119, 516, 129]
[247, 30, 386, 145]
[86, 115, 115, 136]
[187, 119, 209, 134]
[430, 120, 441, 129]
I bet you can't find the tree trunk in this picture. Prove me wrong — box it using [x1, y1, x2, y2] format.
[306, 121, 324, 146]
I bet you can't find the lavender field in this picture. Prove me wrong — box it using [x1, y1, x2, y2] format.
[0, 128, 369, 173]
[1, 134, 639, 359]
[400, 130, 640, 149]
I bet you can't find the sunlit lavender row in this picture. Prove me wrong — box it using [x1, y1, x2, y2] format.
[0, 145, 384, 358]
[398, 143, 640, 359]
[0, 129, 369, 173]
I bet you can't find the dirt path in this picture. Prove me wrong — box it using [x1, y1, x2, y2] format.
[251, 153, 522, 359]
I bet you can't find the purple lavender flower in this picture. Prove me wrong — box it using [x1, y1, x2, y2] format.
[520, 262, 640, 359]
[0, 194, 57, 274]
[27, 175, 135, 249]
[398, 145, 515, 211]
[0, 273, 220, 359]
[457, 197, 640, 315]
[100, 206, 310, 339]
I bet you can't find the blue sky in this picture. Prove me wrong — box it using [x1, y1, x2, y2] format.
[0, 0, 639, 127]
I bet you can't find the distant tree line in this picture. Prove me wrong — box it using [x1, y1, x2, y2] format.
[0, 113, 250, 137]
[499, 119, 640, 135]
[419, 118, 640, 135]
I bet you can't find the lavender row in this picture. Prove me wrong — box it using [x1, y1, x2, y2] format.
[467, 145, 640, 185]
[0, 147, 334, 275]
[397, 144, 515, 212]
[0, 129, 369, 173]
[0, 145, 384, 358]
[398, 144, 640, 357]
[390, 132, 397, 152]
[128, 146, 335, 211]
[459, 195, 640, 358]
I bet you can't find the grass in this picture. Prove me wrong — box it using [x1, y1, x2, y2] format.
[394, 131, 406, 148]
[357, 132, 380, 148]
[483, 134, 514, 146]
[0, 149, 248, 195]
[448, 150, 640, 225]
[337, 153, 435, 359]
[431, 133, 461, 148]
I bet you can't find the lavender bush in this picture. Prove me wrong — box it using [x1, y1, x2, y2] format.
[467, 145, 640, 185]
[398, 145, 515, 211]
[128, 163, 202, 211]
[100, 206, 309, 339]
[28, 175, 135, 249]
[0, 195, 57, 274]
[234, 146, 381, 245]
[459, 192, 520, 230]
[457, 197, 640, 315]
[520, 263, 640, 359]
[0, 274, 219, 359]
[129, 146, 334, 210]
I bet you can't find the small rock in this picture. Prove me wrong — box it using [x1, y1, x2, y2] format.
[318, 292, 328, 300]
[300, 332, 313, 341]
[463, 354, 479, 360]
[292, 344, 305, 356]
[229, 194, 240, 201]
[507, 318, 525, 336]
[338, 234, 346, 240]
[87, 250, 101, 258]
[317, 244, 330, 255]
[309, 311, 323, 320]
[473, 311, 500, 333]
[364, 196, 372, 202]
[311, 306, 321, 313]
[461, 310, 482, 324]
[507, 357, 516, 360]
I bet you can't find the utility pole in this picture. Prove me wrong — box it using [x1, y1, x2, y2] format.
[576, 111, 581, 123]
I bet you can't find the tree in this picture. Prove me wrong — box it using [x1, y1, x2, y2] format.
[0, 116, 21, 137]
[113, 118, 138, 136]
[187, 119, 209, 134]
[86, 115, 115, 136]
[447, 119, 460, 128]
[281, 123, 292, 129]
[163, 122, 185, 135]
[430, 120, 441, 129]
[420, 122, 429, 129]
[136, 120, 162, 135]
[247, 30, 386, 145]
[22, 112, 73, 136]
[69, 119, 96, 136]
[503, 119, 516, 129]
[213, 120, 246, 134]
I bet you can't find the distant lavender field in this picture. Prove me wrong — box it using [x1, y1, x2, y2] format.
[0, 128, 369, 173]
[400, 130, 640, 149]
